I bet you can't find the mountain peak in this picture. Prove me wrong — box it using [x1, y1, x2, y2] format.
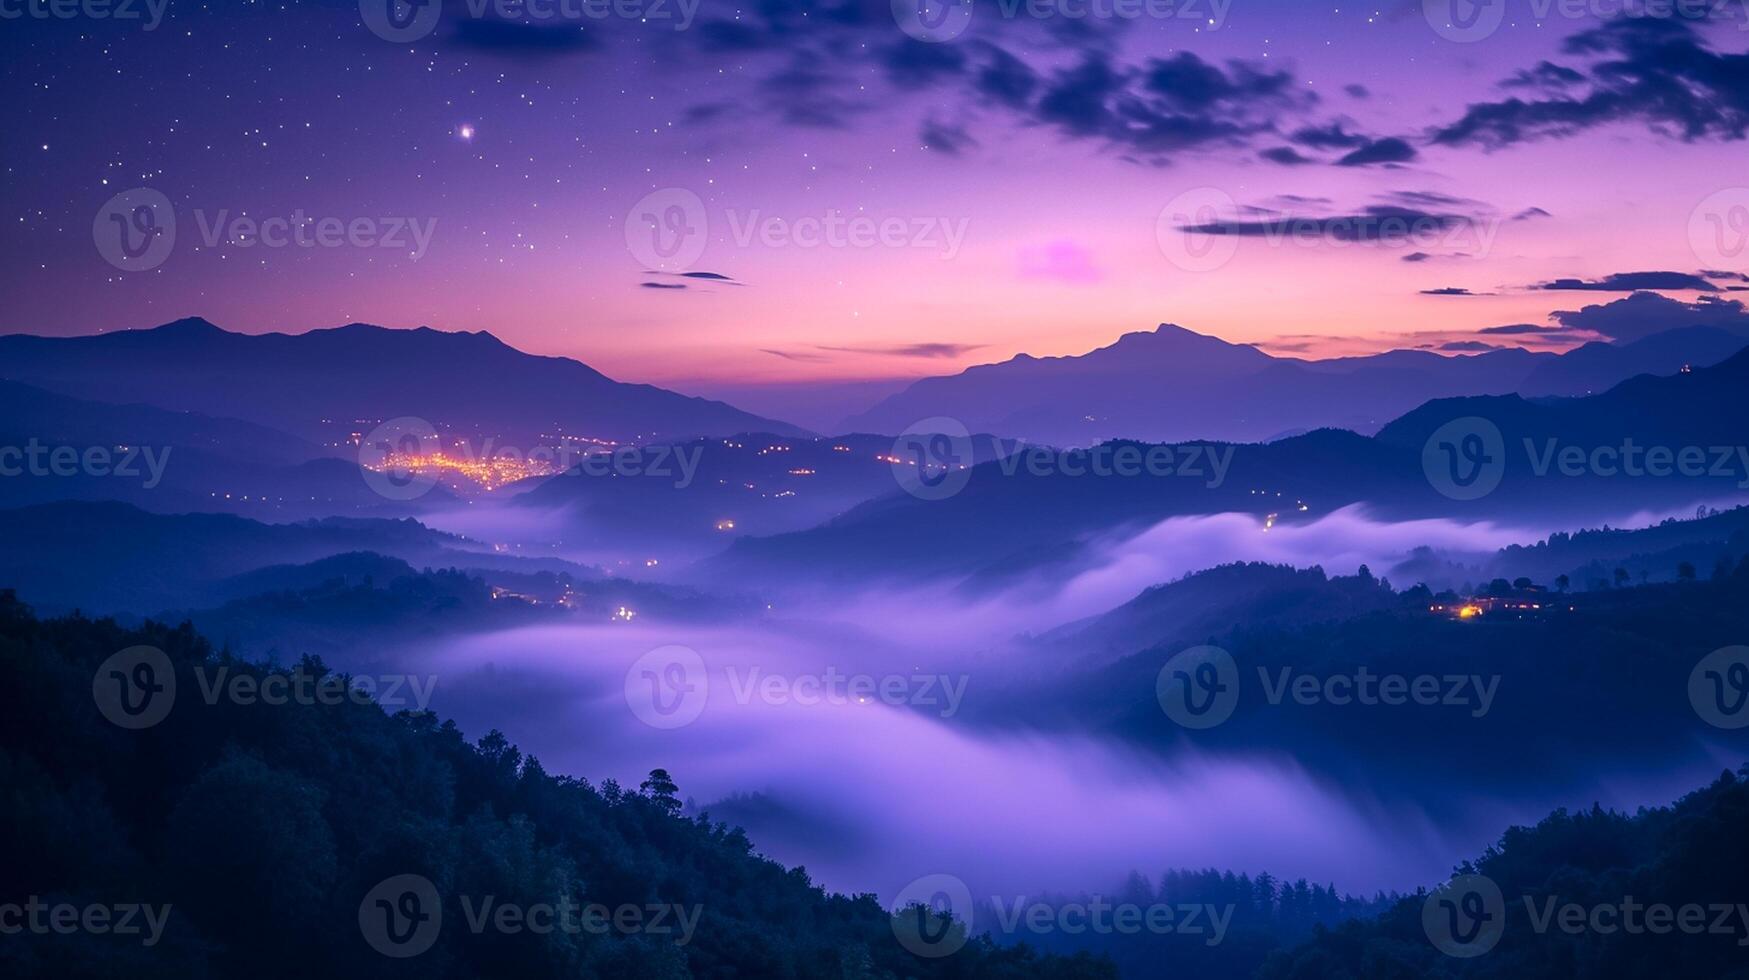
[150, 316, 226, 336]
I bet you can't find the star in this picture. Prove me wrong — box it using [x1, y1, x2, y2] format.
[457, 123, 476, 141]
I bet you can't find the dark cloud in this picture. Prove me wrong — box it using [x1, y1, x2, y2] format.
[1434, 19, 1749, 149]
[1179, 206, 1472, 243]
[1036, 55, 1125, 137]
[1479, 323, 1567, 335]
[978, 47, 1039, 108]
[1290, 121, 1369, 149]
[1027, 51, 1314, 157]
[1512, 206, 1552, 221]
[684, 102, 735, 124]
[1402, 252, 1433, 263]
[921, 120, 977, 155]
[1535, 271, 1719, 292]
[1260, 146, 1315, 165]
[696, 20, 776, 52]
[881, 40, 968, 89]
[1335, 137, 1418, 167]
[760, 348, 831, 363]
[1421, 287, 1480, 296]
[1344, 83, 1371, 99]
[680, 271, 738, 281]
[1438, 340, 1506, 352]
[1503, 61, 1587, 89]
[1387, 190, 1484, 209]
[1551, 292, 1749, 343]
[761, 52, 864, 128]
[640, 282, 687, 290]
[817, 343, 985, 358]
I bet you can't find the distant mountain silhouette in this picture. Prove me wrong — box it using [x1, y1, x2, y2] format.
[0, 379, 460, 519]
[841, 322, 1747, 444]
[0, 317, 802, 446]
[714, 351, 1749, 587]
[1517, 325, 1749, 396]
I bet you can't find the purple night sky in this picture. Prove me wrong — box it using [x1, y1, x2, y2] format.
[6, 0, 1749, 391]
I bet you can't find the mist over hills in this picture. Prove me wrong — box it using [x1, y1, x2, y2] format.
[712, 349, 1749, 589]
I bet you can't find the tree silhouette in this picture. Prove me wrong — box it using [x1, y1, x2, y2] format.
[640, 768, 682, 814]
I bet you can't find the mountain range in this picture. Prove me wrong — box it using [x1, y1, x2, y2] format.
[840, 322, 1749, 445]
[0, 317, 801, 447]
[711, 347, 1749, 588]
